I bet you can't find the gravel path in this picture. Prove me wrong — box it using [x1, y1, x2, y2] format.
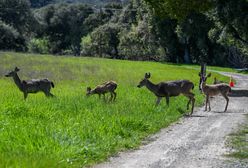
[94, 73, 248, 168]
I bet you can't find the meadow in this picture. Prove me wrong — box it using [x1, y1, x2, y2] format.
[0, 52, 230, 167]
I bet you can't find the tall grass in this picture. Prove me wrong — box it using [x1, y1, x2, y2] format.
[0, 52, 229, 167]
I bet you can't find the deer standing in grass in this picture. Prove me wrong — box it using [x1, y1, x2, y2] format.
[199, 73, 231, 112]
[86, 81, 117, 101]
[137, 73, 195, 115]
[5, 67, 55, 99]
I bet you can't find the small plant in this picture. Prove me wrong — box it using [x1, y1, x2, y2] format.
[28, 38, 49, 54]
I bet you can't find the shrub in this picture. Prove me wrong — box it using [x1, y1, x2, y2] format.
[28, 38, 49, 54]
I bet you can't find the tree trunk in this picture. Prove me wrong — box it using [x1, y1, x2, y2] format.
[184, 38, 191, 63]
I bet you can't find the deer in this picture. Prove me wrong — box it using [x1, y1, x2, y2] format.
[199, 72, 231, 112]
[213, 77, 225, 84]
[137, 73, 195, 115]
[86, 81, 117, 102]
[5, 67, 55, 100]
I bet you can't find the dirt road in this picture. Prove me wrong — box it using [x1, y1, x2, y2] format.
[94, 73, 248, 168]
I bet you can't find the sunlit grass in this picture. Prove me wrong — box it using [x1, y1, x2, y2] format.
[227, 115, 248, 160]
[0, 52, 229, 167]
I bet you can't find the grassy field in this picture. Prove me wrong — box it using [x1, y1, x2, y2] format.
[0, 52, 230, 167]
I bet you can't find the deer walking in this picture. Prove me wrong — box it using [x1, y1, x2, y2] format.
[137, 73, 195, 115]
[199, 73, 231, 112]
[5, 67, 55, 99]
[86, 81, 117, 102]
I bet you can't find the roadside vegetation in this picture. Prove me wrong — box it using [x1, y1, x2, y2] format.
[0, 52, 230, 167]
[227, 115, 248, 160]
[1, 0, 247, 68]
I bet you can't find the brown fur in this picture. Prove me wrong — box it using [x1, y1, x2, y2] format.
[5, 67, 55, 99]
[200, 73, 231, 112]
[137, 73, 195, 115]
[86, 81, 117, 101]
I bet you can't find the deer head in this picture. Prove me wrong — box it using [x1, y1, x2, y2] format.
[137, 72, 151, 88]
[5, 67, 20, 77]
[86, 87, 92, 96]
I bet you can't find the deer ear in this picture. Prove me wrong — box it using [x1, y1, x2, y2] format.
[145, 72, 151, 79]
[207, 73, 211, 77]
[15, 67, 20, 72]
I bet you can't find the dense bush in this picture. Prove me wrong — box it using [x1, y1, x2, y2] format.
[28, 38, 49, 54]
[0, 21, 25, 51]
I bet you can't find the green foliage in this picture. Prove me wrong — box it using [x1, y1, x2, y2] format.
[81, 23, 122, 58]
[34, 3, 94, 55]
[143, 0, 212, 21]
[0, 21, 25, 51]
[0, 52, 220, 167]
[28, 38, 50, 54]
[0, 0, 247, 67]
[30, 0, 53, 8]
[80, 35, 92, 56]
[0, 0, 33, 33]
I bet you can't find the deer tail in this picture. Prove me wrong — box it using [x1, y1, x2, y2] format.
[51, 82, 55, 88]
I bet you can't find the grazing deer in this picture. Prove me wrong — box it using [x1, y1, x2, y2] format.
[199, 73, 231, 112]
[86, 81, 117, 101]
[213, 77, 225, 84]
[5, 67, 55, 99]
[137, 73, 195, 115]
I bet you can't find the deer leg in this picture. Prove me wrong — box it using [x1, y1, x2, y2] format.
[190, 97, 195, 115]
[156, 97, 162, 106]
[165, 96, 169, 106]
[113, 92, 117, 101]
[110, 92, 113, 102]
[205, 95, 209, 111]
[223, 94, 229, 112]
[23, 92, 28, 100]
[186, 98, 191, 110]
[49, 93, 55, 97]
[208, 96, 211, 111]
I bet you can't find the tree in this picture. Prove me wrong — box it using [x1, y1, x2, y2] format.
[29, 0, 54, 8]
[34, 3, 93, 55]
[0, 0, 33, 34]
[143, 0, 212, 21]
[81, 23, 121, 58]
[0, 21, 25, 51]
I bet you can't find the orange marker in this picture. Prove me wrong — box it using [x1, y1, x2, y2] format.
[229, 76, 234, 87]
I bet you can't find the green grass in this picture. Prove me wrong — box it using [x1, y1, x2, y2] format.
[181, 64, 246, 74]
[227, 115, 248, 160]
[0, 52, 229, 167]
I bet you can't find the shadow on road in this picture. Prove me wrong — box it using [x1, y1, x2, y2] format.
[229, 89, 248, 97]
[184, 114, 206, 118]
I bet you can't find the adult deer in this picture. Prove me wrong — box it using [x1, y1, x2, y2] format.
[199, 73, 231, 112]
[137, 73, 195, 115]
[5, 67, 55, 99]
[86, 81, 117, 101]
